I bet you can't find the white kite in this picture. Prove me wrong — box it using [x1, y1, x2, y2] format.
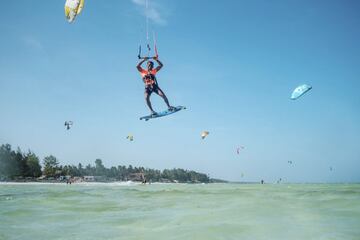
[65, 0, 85, 23]
[291, 84, 312, 100]
[201, 131, 209, 139]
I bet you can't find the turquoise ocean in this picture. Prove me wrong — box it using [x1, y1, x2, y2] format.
[1, 183, 360, 240]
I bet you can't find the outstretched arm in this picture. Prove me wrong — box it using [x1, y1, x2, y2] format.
[154, 57, 163, 72]
[137, 58, 148, 72]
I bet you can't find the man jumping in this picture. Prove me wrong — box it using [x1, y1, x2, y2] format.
[137, 57, 174, 115]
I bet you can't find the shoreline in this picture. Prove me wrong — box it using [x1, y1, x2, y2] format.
[0, 180, 210, 185]
[1, 181, 358, 185]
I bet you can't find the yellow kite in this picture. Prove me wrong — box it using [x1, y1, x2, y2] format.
[65, 0, 85, 23]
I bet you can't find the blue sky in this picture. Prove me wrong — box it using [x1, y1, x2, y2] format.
[0, 0, 359, 182]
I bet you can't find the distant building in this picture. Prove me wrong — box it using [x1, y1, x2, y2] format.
[129, 173, 145, 182]
[58, 176, 66, 181]
[58, 175, 71, 181]
[37, 175, 46, 180]
[83, 176, 95, 182]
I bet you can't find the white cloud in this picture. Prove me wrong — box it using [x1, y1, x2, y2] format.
[23, 35, 44, 51]
[132, 0, 146, 7]
[131, 0, 167, 25]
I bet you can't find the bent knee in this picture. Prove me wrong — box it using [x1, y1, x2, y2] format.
[156, 89, 165, 96]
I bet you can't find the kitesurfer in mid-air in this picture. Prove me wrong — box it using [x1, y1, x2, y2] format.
[137, 57, 174, 115]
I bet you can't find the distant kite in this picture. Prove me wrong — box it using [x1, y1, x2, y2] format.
[287, 160, 293, 164]
[126, 135, 134, 141]
[64, 121, 73, 130]
[201, 131, 209, 139]
[237, 146, 245, 154]
[291, 84, 312, 100]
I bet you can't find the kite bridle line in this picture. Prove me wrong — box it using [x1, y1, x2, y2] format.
[138, 32, 158, 60]
[146, 0, 150, 54]
[153, 31, 158, 58]
[138, 0, 159, 60]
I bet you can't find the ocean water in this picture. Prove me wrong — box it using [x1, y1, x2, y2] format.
[0, 183, 359, 240]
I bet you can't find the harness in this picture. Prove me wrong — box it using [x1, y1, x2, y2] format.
[141, 69, 157, 86]
[143, 77, 156, 86]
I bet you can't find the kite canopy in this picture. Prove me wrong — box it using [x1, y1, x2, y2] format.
[126, 135, 134, 141]
[64, 121, 73, 130]
[65, 0, 85, 23]
[291, 84, 312, 100]
[237, 146, 245, 154]
[201, 131, 209, 139]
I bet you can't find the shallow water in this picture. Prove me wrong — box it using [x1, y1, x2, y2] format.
[1, 183, 360, 240]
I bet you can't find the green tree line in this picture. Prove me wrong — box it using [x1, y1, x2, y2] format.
[0, 144, 42, 179]
[0, 144, 210, 183]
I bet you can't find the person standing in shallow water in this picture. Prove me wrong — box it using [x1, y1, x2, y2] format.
[137, 57, 174, 115]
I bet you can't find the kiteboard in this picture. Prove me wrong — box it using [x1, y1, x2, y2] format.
[140, 106, 186, 121]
